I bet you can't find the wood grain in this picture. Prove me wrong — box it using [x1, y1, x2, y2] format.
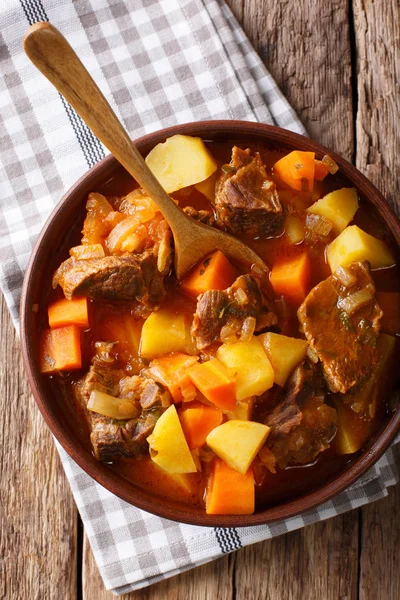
[237, 0, 354, 158]
[353, 0, 400, 212]
[354, 1, 400, 598]
[0, 295, 78, 600]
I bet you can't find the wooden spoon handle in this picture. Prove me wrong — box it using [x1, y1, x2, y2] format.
[23, 22, 185, 228]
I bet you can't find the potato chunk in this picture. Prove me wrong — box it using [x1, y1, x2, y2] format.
[217, 338, 274, 401]
[258, 332, 308, 386]
[335, 400, 372, 455]
[284, 215, 304, 244]
[145, 134, 218, 193]
[307, 187, 358, 234]
[140, 310, 196, 359]
[327, 225, 395, 273]
[206, 420, 270, 474]
[147, 405, 197, 474]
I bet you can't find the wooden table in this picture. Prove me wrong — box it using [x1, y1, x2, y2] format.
[2, 0, 399, 598]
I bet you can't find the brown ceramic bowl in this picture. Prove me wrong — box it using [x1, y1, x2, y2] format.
[20, 121, 400, 526]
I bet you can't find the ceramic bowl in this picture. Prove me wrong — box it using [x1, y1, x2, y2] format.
[20, 121, 400, 526]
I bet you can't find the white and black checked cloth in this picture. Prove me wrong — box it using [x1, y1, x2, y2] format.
[1, 0, 399, 594]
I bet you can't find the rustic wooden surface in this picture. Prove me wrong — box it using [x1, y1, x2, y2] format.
[2, 0, 399, 598]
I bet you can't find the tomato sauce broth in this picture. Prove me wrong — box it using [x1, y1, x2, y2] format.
[43, 141, 400, 511]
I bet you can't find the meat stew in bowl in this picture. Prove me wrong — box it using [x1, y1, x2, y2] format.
[38, 135, 400, 515]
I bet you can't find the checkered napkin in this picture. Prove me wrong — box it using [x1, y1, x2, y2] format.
[1, 0, 399, 594]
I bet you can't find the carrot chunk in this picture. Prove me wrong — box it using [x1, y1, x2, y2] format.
[40, 325, 82, 373]
[270, 251, 311, 306]
[179, 402, 223, 449]
[148, 353, 199, 403]
[206, 459, 254, 515]
[314, 159, 330, 181]
[181, 250, 237, 298]
[274, 151, 315, 191]
[187, 358, 236, 410]
[48, 297, 89, 329]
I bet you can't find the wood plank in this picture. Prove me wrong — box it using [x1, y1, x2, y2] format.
[239, 0, 355, 157]
[353, 0, 400, 598]
[353, 0, 400, 210]
[0, 295, 78, 600]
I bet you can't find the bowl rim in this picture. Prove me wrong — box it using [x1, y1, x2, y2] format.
[20, 120, 400, 527]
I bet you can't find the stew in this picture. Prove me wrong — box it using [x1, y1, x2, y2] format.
[39, 135, 400, 515]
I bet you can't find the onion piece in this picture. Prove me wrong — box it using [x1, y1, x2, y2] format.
[234, 287, 248, 305]
[321, 154, 339, 174]
[180, 378, 197, 402]
[334, 265, 357, 288]
[106, 209, 156, 253]
[305, 213, 333, 237]
[306, 346, 319, 364]
[220, 325, 237, 343]
[258, 446, 277, 474]
[337, 289, 373, 315]
[157, 229, 172, 272]
[240, 316, 256, 341]
[87, 389, 140, 419]
[70, 243, 105, 260]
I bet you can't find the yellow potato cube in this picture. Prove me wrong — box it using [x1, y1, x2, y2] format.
[327, 225, 395, 273]
[335, 400, 371, 455]
[194, 171, 217, 201]
[217, 338, 274, 401]
[140, 309, 196, 359]
[307, 187, 359, 234]
[147, 405, 197, 474]
[258, 332, 308, 386]
[206, 420, 270, 474]
[145, 134, 218, 193]
[284, 214, 305, 244]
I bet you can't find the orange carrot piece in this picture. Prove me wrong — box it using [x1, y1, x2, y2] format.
[376, 292, 400, 335]
[48, 297, 89, 329]
[40, 325, 82, 373]
[187, 358, 236, 410]
[274, 151, 315, 192]
[314, 159, 330, 181]
[181, 250, 237, 298]
[148, 353, 199, 403]
[179, 402, 223, 449]
[206, 459, 254, 515]
[270, 251, 311, 306]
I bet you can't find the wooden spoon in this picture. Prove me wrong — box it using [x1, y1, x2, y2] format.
[23, 22, 268, 279]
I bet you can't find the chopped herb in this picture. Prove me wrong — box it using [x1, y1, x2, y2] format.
[294, 163, 304, 170]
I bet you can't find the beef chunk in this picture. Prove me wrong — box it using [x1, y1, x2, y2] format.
[74, 363, 171, 461]
[183, 206, 216, 227]
[191, 274, 277, 350]
[215, 146, 283, 237]
[297, 261, 383, 394]
[53, 246, 169, 309]
[266, 362, 337, 468]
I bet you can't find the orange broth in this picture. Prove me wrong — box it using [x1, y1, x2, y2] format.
[43, 142, 400, 511]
